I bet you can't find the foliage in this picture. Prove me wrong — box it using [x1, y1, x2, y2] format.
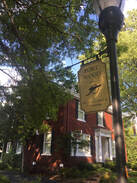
[128, 171, 137, 183]
[0, 151, 22, 171]
[125, 127, 137, 170]
[59, 167, 82, 178]
[99, 171, 117, 183]
[76, 161, 102, 171]
[0, 175, 10, 183]
[103, 160, 117, 172]
[0, 0, 98, 143]
[117, 9, 137, 115]
[55, 133, 71, 159]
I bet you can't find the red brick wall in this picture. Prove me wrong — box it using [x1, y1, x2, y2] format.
[24, 98, 114, 174]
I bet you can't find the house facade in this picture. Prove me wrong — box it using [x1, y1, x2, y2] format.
[24, 95, 115, 174]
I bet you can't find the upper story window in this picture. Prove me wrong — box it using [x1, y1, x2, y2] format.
[97, 112, 104, 127]
[42, 131, 52, 156]
[76, 101, 86, 122]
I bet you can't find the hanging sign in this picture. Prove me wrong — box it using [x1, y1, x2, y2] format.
[78, 60, 110, 112]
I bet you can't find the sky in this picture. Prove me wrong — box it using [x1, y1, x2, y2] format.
[0, 0, 137, 85]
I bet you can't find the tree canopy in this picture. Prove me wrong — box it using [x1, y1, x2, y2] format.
[0, 0, 98, 142]
[117, 9, 137, 117]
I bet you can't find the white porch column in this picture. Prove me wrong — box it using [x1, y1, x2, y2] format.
[95, 135, 99, 162]
[109, 138, 113, 160]
[98, 135, 102, 162]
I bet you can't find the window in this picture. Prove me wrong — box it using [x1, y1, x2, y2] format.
[16, 143, 22, 154]
[98, 112, 104, 127]
[6, 142, 11, 153]
[42, 131, 52, 155]
[71, 131, 91, 157]
[77, 101, 86, 122]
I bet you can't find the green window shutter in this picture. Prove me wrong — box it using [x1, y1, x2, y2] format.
[96, 113, 98, 125]
[39, 134, 44, 154]
[67, 132, 71, 156]
[90, 136, 94, 155]
[50, 128, 55, 155]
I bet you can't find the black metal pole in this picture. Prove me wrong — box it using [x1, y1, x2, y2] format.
[98, 6, 128, 183]
[107, 38, 127, 183]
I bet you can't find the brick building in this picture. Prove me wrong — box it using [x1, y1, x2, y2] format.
[24, 94, 115, 174]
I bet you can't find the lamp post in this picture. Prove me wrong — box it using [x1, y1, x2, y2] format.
[93, 0, 127, 183]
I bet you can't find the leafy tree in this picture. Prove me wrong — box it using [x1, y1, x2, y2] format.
[117, 9, 137, 116]
[125, 124, 137, 170]
[0, 0, 98, 141]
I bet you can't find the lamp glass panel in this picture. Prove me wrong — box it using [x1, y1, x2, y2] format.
[99, 0, 121, 10]
[93, 0, 125, 15]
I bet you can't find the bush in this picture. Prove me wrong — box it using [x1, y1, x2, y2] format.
[128, 171, 137, 177]
[59, 167, 81, 178]
[103, 160, 116, 172]
[127, 162, 137, 171]
[76, 162, 102, 171]
[128, 177, 137, 183]
[0, 175, 10, 183]
[0, 161, 9, 170]
[99, 172, 117, 183]
[1, 151, 22, 170]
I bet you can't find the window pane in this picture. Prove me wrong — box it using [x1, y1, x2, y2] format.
[98, 112, 103, 126]
[43, 131, 52, 154]
[71, 132, 91, 156]
[78, 111, 84, 120]
[78, 102, 85, 121]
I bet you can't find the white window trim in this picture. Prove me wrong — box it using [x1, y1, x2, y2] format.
[41, 131, 52, 156]
[71, 132, 91, 157]
[98, 112, 104, 127]
[77, 102, 86, 122]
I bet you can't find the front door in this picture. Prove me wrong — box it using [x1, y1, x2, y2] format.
[102, 137, 110, 162]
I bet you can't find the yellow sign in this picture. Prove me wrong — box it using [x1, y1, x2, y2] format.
[78, 60, 110, 112]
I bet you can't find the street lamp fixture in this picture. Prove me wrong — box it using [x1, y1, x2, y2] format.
[93, 0, 127, 183]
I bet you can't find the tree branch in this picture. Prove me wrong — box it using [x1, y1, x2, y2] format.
[0, 68, 17, 82]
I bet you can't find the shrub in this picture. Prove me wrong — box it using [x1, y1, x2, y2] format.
[59, 167, 81, 178]
[0, 161, 9, 170]
[128, 171, 137, 177]
[103, 160, 116, 172]
[99, 172, 117, 183]
[128, 177, 137, 183]
[0, 175, 10, 183]
[76, 162, 102, 171]
[1, 151, 22, 170]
